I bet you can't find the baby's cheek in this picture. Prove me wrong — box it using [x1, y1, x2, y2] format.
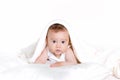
[63, 48, 68, 53]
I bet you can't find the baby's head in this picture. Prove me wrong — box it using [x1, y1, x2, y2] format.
[46, 23, 71, 57]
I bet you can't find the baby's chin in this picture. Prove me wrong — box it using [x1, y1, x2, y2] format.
[54, 51, 63, 56]
[55, 52, 62, 55]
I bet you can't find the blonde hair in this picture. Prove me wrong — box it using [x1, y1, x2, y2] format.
[48, 23, 67, 32]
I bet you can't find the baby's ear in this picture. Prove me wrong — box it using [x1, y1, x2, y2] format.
[68, 45, 71, 48]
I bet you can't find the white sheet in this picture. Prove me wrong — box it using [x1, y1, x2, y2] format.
[0, 63, 113, 80]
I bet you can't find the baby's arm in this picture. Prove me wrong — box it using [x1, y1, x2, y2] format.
[50, 48, 77, 67]
[34, 47, 48, 64]
[65, 48, 78, 64]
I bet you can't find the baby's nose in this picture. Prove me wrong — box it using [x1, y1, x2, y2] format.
[56, 43, 61, 48]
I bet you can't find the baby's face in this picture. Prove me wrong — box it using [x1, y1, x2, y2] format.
[47, 30, 69, 58]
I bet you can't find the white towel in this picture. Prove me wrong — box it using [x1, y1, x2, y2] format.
[29, 19, 97, 63]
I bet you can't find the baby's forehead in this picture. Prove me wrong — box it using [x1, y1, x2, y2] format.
[47, 30, 69, 38]
[48, 30, 69, 36]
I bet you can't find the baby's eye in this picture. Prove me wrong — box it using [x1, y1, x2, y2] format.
[52, 40, 56, 43]
[61, 41, 65, 44]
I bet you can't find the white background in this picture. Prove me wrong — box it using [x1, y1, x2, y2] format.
[0, 0, 120, 55]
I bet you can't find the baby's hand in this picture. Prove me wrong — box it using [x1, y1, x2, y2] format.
[50, 62, 65, 67]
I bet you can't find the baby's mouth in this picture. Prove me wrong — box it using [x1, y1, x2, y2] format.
[56, 49, 62, 53]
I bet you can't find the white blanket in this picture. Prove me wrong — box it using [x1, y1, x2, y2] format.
[17, 41, 120, 80]
[0, 62, 114, 80]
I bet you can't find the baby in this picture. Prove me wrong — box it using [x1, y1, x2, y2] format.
[35, 23, 80, 67]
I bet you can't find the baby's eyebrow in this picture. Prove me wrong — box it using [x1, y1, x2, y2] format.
[61, 39, 68, 41]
